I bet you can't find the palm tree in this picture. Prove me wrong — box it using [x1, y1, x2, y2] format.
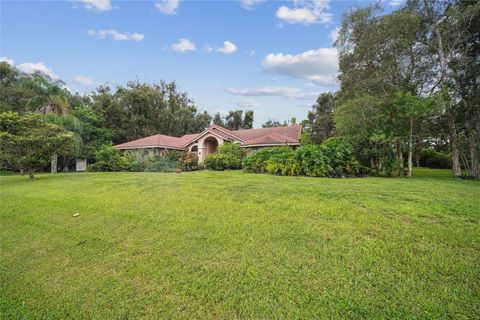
[26, 75, 69, 116]
[26, 75, 71, 172]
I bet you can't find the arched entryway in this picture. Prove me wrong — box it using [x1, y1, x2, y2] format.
[204, 136, 218, 156]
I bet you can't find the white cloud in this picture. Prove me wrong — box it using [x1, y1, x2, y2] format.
[171, 38, 196, 52]
[227, 86, 318, 100]
[74, 75, 94, 86]
[240, 0, 265, 9]
[330, 26, 340, 44]
[389, 0, 403, 6]
[216, 41, 237, 54]
[79, 0, 112, 12]
[87, 29, 145, 41]
[262, 48, 338, 86]
[0, 56, 14, 65]
[17, 62, 60, 80]
[235, 99, 260, 108]
[276, 0, 333, 25]
[155, 0, 180, 15]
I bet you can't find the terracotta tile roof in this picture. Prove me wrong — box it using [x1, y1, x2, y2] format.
[114, 125, 302, 149]
[235, 125, 302, 146]
[115, 133, 194, 150]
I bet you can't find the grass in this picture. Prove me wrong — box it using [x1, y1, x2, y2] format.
[1, 168, 479, 319]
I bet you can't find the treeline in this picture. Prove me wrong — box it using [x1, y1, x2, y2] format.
[0, 62, 254, 167]
[297, 0, 479, 179]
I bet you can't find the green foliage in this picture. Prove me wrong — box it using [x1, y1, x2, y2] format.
[420, 148, 452, 169]
[179, 152, 198, 171]
[303, 93, 335, 144]
[320, 140, 361, 177]
[243, 147, 292, 173]
[0, 112, 74, 178]
[265, 147, 299, 176]
[91, 81, 212, 144]
[244, 142, 360, 178]
[296, 144, 332, 177]
[144, 157, 178, 173]
[204, 143, 244, 171]
[89, 145, 129, 172]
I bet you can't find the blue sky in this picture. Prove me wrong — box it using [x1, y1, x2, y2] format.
[0, 0, 403, 126]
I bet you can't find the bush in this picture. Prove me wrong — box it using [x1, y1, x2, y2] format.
[320, 140, 360, 177]
[144, 157, 178, 172]
[420, 148, 452, 169]
[89, 145, 130, 172]
[204, 153, 241, 171]
[243, 142, 360, 178]
[180, 152, 199, 171]
[204, 143, 244, 171]
[265, 147, 299, 176]
[296, 145, 332, 177]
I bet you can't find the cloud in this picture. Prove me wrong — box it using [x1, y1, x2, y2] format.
[389, 0, 403, 6]
[16, 62, 60, 80]
[87, 29, 145, 41]
[216, 41, 237, 54]
[227, 86, 318, 100]
[171, 38, 196, 52]
[155, 0, 180, 15]
[74, 75, 95, 86]
[240, 0, 265, 9]
[0, 56, 14, 65]
[330, 26, 340, 44]
[276, 0, 333, 25]
[262, 48, 338, 86]
[79, 0, 112, 12]
[235, 99, 259, 108]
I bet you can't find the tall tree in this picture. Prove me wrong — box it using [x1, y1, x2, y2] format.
[306, 93, 335, 144]
[242, 110, 254, 129]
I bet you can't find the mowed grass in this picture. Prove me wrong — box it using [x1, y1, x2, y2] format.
[1, 169, 479, 319]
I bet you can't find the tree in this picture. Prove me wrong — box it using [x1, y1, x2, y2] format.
[26, 75, 70, 116]
[0, 112, 74, 178]
[225, 110, 243, 130]
[305, 93, 335, 144]
[212, 112, 225, 127]
[91, 81, 210, 143]
[242, 110, 254, 129]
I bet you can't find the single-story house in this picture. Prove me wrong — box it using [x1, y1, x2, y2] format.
[114, 124, 302, 163]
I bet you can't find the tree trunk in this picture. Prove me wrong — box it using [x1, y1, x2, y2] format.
[407, 118, 413, 177]
[19, 168, 24, 176]
[28, 168, 34, 179]
[396, 141, 404, 176]
[447, 113, 462, 177]
[414, 136, 421, 167]
[51, 153, 58, 173]
[468, 125, 480, 179]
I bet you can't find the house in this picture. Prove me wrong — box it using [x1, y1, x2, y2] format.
[114, 124, 302, 163]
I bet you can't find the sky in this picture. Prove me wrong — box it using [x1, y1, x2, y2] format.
[0, 0, 404, 127]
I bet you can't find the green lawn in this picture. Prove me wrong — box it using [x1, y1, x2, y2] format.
[1, 169, 479, 319]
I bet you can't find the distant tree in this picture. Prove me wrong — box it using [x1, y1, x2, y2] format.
[242, 110, 254, 129]
[26, 75, 70, 116]
[212, 112, 224, 126]
[91, 81, 210, 143]
[0, 112, 74, 178]
[306, 93, 335, 144]
[225, 110, 243, 130]
[262, 117, 298, 128]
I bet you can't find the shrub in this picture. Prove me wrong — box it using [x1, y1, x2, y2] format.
[204, 153, 241, 171]
[144, 157, 178, 172]
[320, 140, 360, 177]
[265, 147, 300, 176]
[180, 152, 198, 171]
[243, 147, 293, 173]
[420, 148, 451, 169]
[204, 143, 244, 171]
[296, 145, 332, 177]
[89, 145, 130, 172]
